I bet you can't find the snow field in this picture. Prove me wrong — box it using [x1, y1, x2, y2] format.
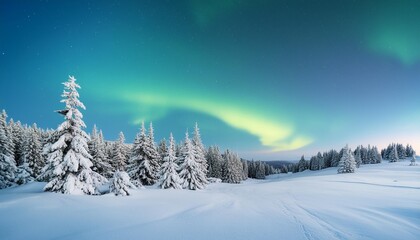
[0, 160, 419, 240]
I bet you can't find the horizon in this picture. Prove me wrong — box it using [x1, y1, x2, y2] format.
[1, 1, 419, 160]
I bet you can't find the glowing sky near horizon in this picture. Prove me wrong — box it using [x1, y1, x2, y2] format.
[1, 0, 419, 160]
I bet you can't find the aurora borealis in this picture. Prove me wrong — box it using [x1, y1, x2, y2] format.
[1, 1, 419, 160]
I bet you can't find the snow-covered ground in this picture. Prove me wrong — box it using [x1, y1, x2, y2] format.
[0, 160, 419, 240]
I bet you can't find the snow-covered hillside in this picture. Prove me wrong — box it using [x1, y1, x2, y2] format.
[0, 160, 419, 240]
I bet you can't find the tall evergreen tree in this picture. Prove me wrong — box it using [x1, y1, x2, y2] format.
[0, 110, 17, 188]
[159, 133, 182, 189]
[354, 146, 362, 168]
[206, 145, 223, 178]
[24, 127, 44, 178]
[337, 145, 356, 174]
[109, 170, 136, 196]
[112, 132, 128, 171]
[255, 161, 266, 179]
[179, 132, 207, 190]
[127, 122, 159, 186]
[410, 152, 417, 166]
[158, 138, 167, 165]
[298, 155, 307, 172]
[89, 125, 113, 178]
[43, 76, 106, 195]
[241, 159, 249, 180]
[222, 150, 243, 184]
[192, 123, 208, 180]
[389, 145, 399, 163]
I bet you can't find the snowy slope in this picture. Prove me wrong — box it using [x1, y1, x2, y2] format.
[0, 160, 419, 240]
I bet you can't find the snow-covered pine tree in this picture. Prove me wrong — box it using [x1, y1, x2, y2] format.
[222, 149, 243, 184]
[24, 127, 44, 178]
[241, 159, 249, 180]
[354, 146, 362, 168]
[146, 122, 160, 180]
[158, 138, 168, 165]
[337, 145, 356, 174]
[159, 133, 182, 189]
[316, 152, 324, 170]
[360, 146, 369, 164]
[127, 122, 159, 186]
[206, 145, 223, 178]
[0, 110, 17, 188]
[179, 132, 207, 190]
[372, 146, 382, 164]
[330, 149, 340, 167]
[410, 152, 417, 166]
[112, 132, 128, 171]
[43, 76, 106, 195]
[89, 125, 113, 178]
[255, 161, 266, 179]
[109, 170, 136, 196]
[298, 155, 307, 172]
[9, 119, 25, 166]
[397, 144, 406, 159]
[192, 123, 208, 182]
[388, 145, 399, 163]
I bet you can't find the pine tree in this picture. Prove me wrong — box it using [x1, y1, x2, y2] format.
[206, 145, 223, 178]
[255, 161, 266, 179]
[127, 122, 159, 186]
[298, 155, 307, 172]
[158, 138, 167, 165]
[410, 152, 416, 166]
[179, 132, 207, 190]
[192, 123, 208, 181]
[112, 132, 128, 171]
[317, 152, 324, 170]
[159, 133, 182, 189]
[109, 170, 136, 196]
[89, 125, 113, 178]
[24, 127, 44, 178]
[0, 110, 17, 188]
[147, 122, 161, 172]
[222, 149, 243, 184]
[354, 146, 362, 168]
[9, 119, 25, 166]
[337, 145, 356, 174]
[43, 76, 106, 195]
[388, 145, 399, 163]
[241, 159, 249, 180]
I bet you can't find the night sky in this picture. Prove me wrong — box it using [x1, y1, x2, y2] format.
[1, 0, 419, 160]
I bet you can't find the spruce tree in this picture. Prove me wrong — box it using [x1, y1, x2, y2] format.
[206, 145, 223, 178]
[127, 122, 159, 186]
[222, 149, 243, 184]
[147, 122, 161, 172]
[192, 123, 208, 180]
[25, 127, 44, 178]
[337, 145, 356, 174]
[241, 159, 249, 180]
[388, 145, 399, 163]
[159, 133, 182, 189]
[109, 170, 136, 196]
[0, 110, 17, 188]
[112, 132, 128, 171]
[410, 152, 417, 166]
[179, 132, 207, 190]
[89, 125, 113, 178]
[298, 155, 307, 172]
[354, 146, 362, 168]
[43, 76, 106, 195]
[158, 138, 167, 165]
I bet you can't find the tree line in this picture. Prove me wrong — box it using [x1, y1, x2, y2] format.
[0, 76, 275, 195]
